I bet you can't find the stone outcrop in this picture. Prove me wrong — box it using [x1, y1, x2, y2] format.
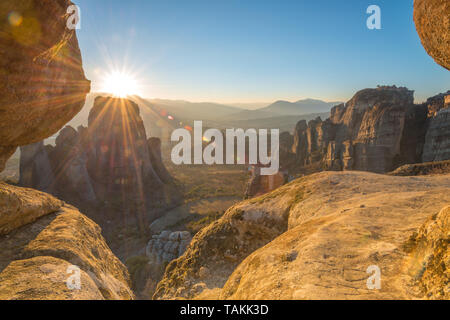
[389, 160, 450, 176]
[0, 183, 134, 300]
[244, 166, 287, 199]
[288, 87, 450, 173]
[154, 189, 294, 299]
[20, 97, 182, 227]
[19, 142, 55, 194]
[404, 206, 449, 299]
[0, 182, 62, 236]
[146, 231, 192, 265]
[414, 0, 450, 71]
[0, 0, 90, 171]
[154, 171, 450, 300]
[0, 0, 137, 301]
[243, 131, 293, 199]
[422, 93, 450, 162]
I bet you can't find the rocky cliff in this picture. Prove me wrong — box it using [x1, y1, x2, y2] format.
[20, 97, 182, 229]
[154, 171, 450, 300]
[422, 93, 450, 162]
[0, 183, 134, 300]
[288, 87, 450, 174]
[0, 0, 137, 300]
[414, 0, 450, 71]
[0, 0, 90, 171]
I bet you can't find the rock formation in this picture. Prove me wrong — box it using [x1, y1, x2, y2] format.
[146, 231, 192, 265]
[404, 206, 449, 299]
[0, 0, 135, 300]
[244, 165, 287, 199]
[422, 93, 450, 162]
[414, 0, 450, 71]
[20, 97, 182, 228]
[0, 0, 90, 171]
[287, 87, 450, 174]
[0, 183, 134, 300]
[390, 160, 450, 176]
[154, 171, 450, 300]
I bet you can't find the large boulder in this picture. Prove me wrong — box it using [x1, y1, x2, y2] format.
[0, 183, 134, 300]
[0, 182, 62, 236]
[414, 0, 450, 71]
[154, 171, 450, 300]
[0, 0, 90, 171]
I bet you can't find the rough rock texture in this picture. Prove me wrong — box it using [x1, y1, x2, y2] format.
[0, 183, 134, 300]
[244, 166, 287, 199]
[19, 142, 55, 193]
[422, 92, 450, 162]
[154, 171, 450, 300]
[146, 231, 192, 265]
[390, 160, 450, 176]
[154, 188, 297, 299]
[288, 87, 450, 174]
[19, 97, 182, 227]
[243, 131, 293, 199]
[0, 182, 62, 236]
[404, 206, 449, 299]
[0, 0, 91, 171]
[414, 0, 450, 71]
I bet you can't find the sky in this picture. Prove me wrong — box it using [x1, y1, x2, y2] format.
[75, 0, 450, 105]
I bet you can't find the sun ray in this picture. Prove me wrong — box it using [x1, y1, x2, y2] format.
[100, 70, 142, 98]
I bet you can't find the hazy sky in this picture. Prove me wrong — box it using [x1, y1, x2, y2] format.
[75, 0, 449, 104]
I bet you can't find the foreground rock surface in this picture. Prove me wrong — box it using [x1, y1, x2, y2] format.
[0, 183, 134, 300]
[154, 171, 450, 300]
[414, 0, 450, 71]
[0, 182, 63, 235]
[0, 0, 90, 171]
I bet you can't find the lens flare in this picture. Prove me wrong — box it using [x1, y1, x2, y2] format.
[8, 12, 23, 27]
[101, 71, 141, 98]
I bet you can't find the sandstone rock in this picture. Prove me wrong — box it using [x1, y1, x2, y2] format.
[289, 87, 450, 174]
[389, 160, 450, 176]
[404, 206, 449, 299]
[0, 182, 62, 236]
[146, 230, 192, 267]
[19, 97, 182, 227]
[0, 0, 90, 172]
[153, 190, 294, 299]
[422, 93, 450, 162]
[244, 165, 287, 199]
[0, 184, 134, 300]
[20, 207, 134, 299]
[0, 256, 105, 300]
[19, 142, 55, 193]
[50, 126, 97, 204]
[148, 137, 173, 184]
[154, 171, 450, 300]
[414, 0, 450, 71]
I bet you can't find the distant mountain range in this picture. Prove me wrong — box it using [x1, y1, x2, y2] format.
[261, 98, 342, 115]
[65, 93, 340, 139]
[144, 99, 242, 121]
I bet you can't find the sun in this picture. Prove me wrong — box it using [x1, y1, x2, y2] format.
[101, 71, 141, 98]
